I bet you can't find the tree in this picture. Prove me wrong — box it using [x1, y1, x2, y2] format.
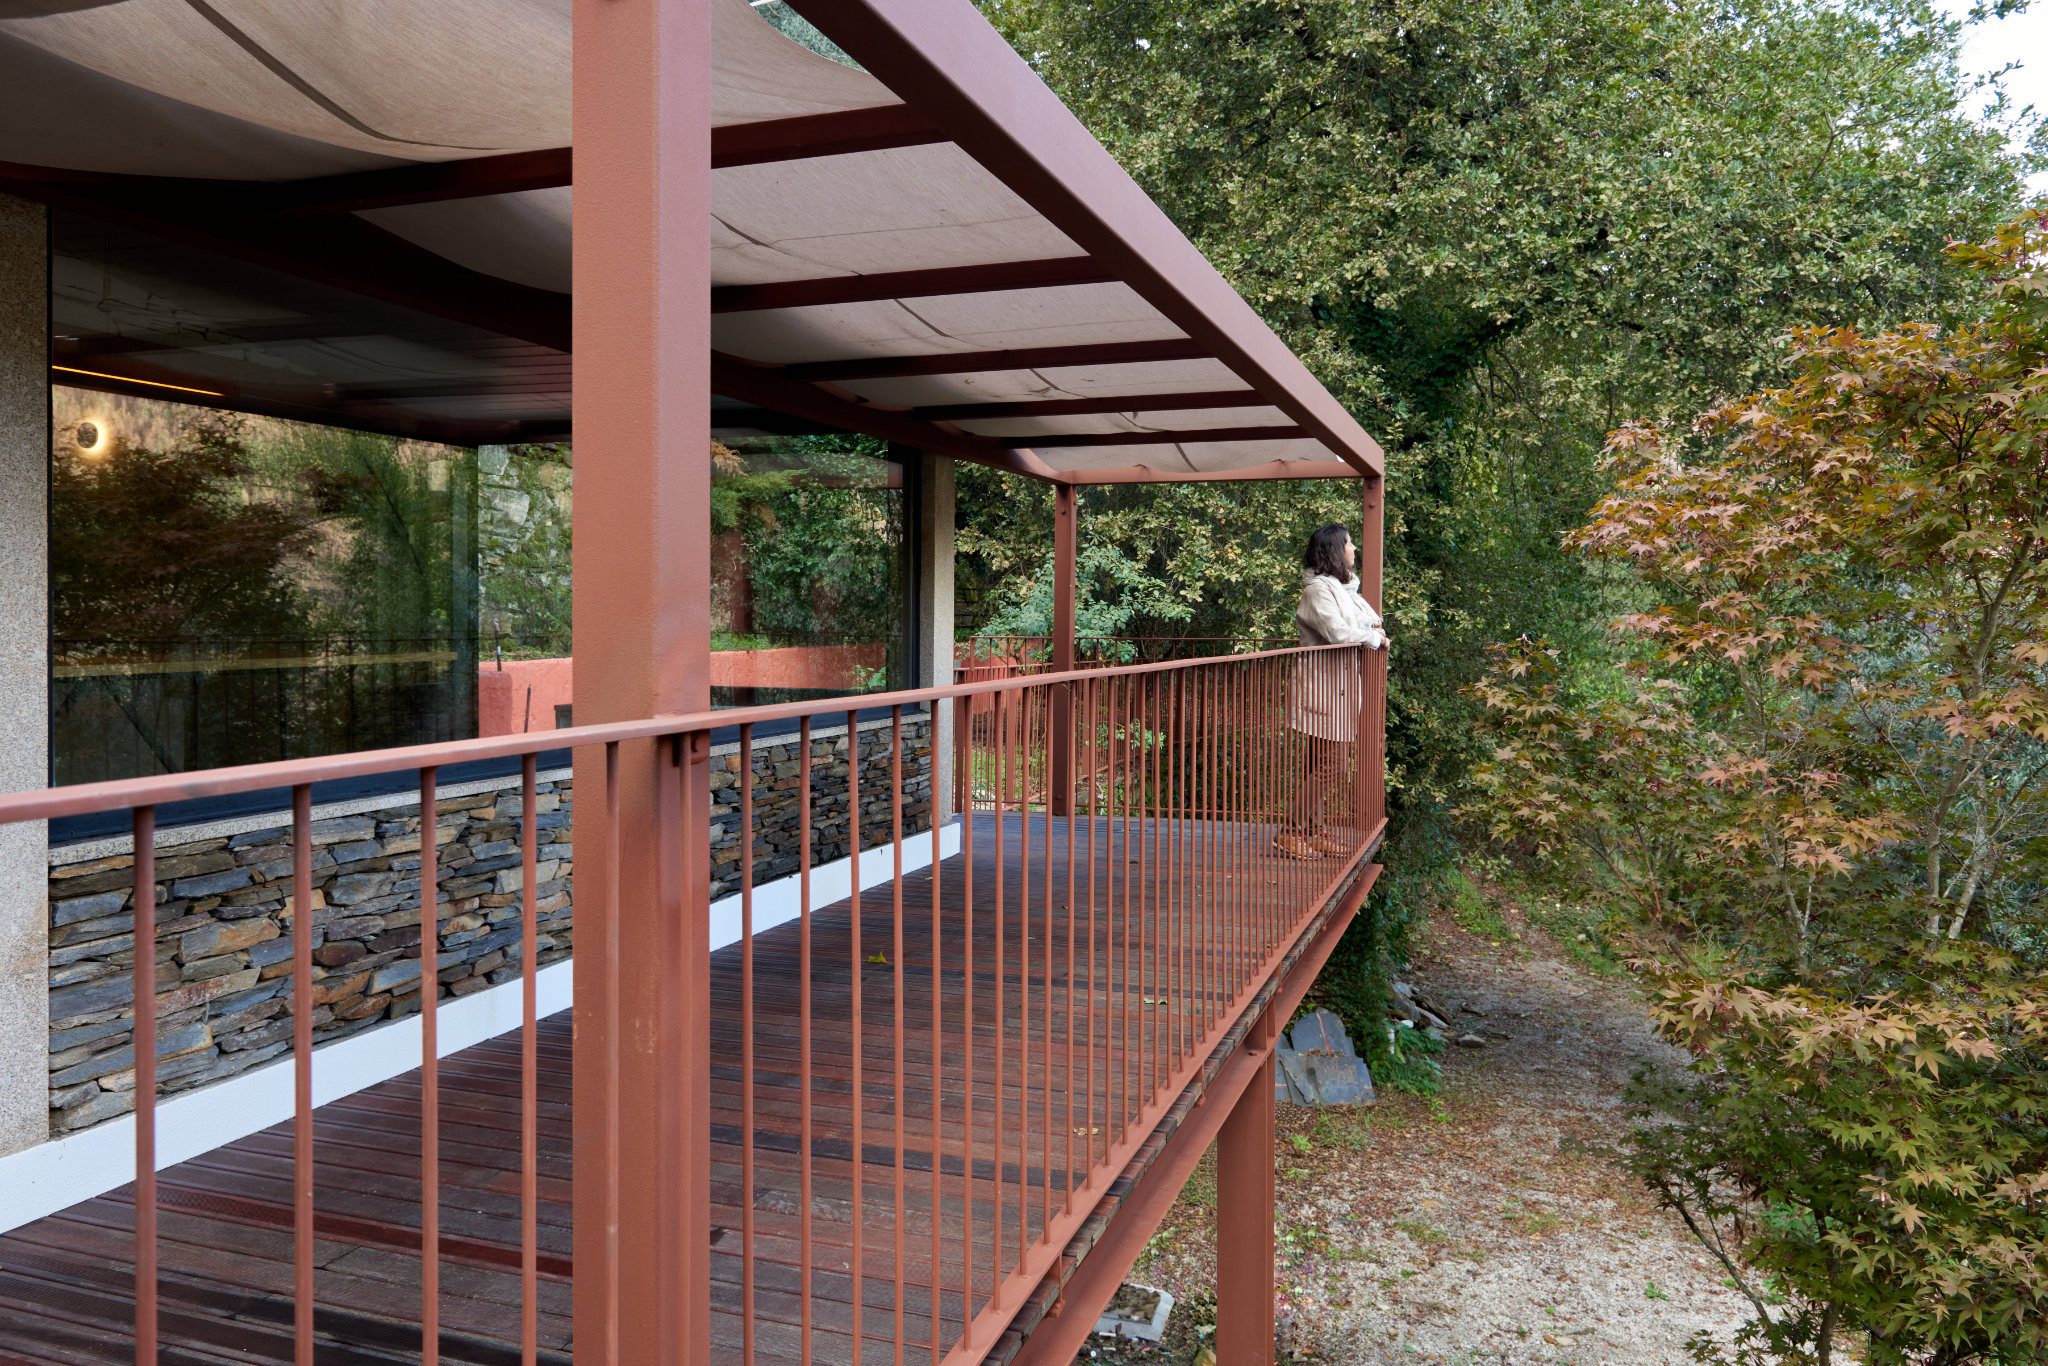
[983, 0, 2040, 844]
[52, 411, 317, 645]
[1471, 215, 2048, 1363]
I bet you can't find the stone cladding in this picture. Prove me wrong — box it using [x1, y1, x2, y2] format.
[43, 777, 573, 1136]
[39, 710, 937, 1139]
[709, 715, 934, 899]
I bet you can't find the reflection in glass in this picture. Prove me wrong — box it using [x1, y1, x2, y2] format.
[50, 388, 477, 785]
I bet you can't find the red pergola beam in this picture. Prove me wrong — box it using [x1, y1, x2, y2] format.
[710, 255, 1112, 312]
[1054, 459, 1360, 484]
[1017, 423, 1303, 449]
[913, 388, 1260, 420]
[268, 148, 573, 215]
[711, 104, 945, 168]
[777, 336, 1207, 382]
[785, 0, 1384, 478]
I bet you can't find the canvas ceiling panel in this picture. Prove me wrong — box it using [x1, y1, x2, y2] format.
[713, 283, 1178, 364]
[711, 145, 1079, 283]
[361, 189, 573, 294]
[0, 32, 404, 178]
[956, 405, 1290, 438]
[839, 360, 1253, 409]
[0, 0, 569, 158]
[51, 252, 306, 341]
[162, 334, 502, 387]
[711, 0, 896, 125]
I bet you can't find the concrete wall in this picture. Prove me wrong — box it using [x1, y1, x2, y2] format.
[918, 454, 955, 821]
[0, 194, 47, 1157]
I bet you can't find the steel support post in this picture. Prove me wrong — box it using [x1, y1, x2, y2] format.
[1215, 1007, 1278, 1366]
[1049, 482, 1077, 815]
[570, 1, 713, 1363]
[1358, 475, 1385, 834]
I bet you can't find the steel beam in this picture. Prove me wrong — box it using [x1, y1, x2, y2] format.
[711, 255, 1112, 312]
[913, 388, 1260, 420]
[777, 336, 1208, 382]
[1017, 423, 1302, 449]
[711, 104, 944, 167]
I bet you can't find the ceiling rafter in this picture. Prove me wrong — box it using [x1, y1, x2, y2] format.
[711, 104, 945, 167]
[912, 388, 1262, 420]
[1019, 424, 1304, 449]
[711, 255, 1114, 313]
[776, 336, 1209, 383]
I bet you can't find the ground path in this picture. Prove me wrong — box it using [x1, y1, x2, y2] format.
[1073, 893, 1751, 1365]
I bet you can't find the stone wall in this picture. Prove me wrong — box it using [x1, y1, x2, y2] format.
[44, 774, 574, 1136]
[709, 714, 934, 899]
[40, 711, 938, 1138]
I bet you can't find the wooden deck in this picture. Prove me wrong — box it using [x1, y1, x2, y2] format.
[0, 811, 1358, 1366]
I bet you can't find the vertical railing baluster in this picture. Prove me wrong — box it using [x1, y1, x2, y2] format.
[992, 686, 1006, 1304]
[957, 693, 975, 1352]
[931, 702, 949, 1365]
[799, 716, 814, 1365]
[740, 723, 756, 1366]
[848, 710, 865, 1363]
[520, 754, 539, 1366]
[1015, 684, 1031, 1259]
[890, 705, 906, 1366]
[419, 765, 440, 1366]
[1085, 676, 1098, 1177]
[132, 805, 157, 1366]
[292, 785, 314, 1366]
[1063, 680, 1077, 1221]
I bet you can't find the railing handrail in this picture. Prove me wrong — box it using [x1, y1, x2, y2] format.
[0, 641, 1375, 824]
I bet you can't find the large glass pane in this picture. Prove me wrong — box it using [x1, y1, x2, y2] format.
[50, 388, 477, 784]
[711, 435, 907, 707]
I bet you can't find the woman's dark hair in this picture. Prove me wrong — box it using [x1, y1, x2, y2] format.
[1302, 523, 1353, 580]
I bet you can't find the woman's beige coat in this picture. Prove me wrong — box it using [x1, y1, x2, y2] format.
[1289, 572, 1386, 741]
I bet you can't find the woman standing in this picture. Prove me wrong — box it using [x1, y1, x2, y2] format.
[1277, 523, 1386, 859]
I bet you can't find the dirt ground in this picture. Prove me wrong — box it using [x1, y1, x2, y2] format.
[1071, 898, 1751, 1365]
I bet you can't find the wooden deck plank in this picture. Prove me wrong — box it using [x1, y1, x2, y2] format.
[0, 812, 1342, 1366]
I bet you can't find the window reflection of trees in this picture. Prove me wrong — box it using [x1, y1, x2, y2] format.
[51, 400, 476, 784]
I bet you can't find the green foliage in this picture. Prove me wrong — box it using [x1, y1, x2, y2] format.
[264, 424, 470, 645]
[52, 412, 319, 644]
[981, 0, 2037, 860]
[1631, 942, 2048, 1365]
[1470, 217, 2048, 970]
[1445, 869, 1509, 939]
[730, 438, 900, 648]
[479, 443, 572, 656]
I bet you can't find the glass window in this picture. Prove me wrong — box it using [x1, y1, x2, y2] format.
[50, 388, 477, 785]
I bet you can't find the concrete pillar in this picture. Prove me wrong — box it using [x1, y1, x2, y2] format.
[0, 194, 48, 1157]
[916, 453, 955, 821]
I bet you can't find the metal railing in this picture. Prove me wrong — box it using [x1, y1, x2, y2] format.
[0, 642, 1385, 1366]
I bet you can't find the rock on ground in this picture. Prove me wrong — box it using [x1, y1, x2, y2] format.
[1075, 899, 1752, 1365]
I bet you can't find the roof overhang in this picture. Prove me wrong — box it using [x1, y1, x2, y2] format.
[0, 0, 1381, 483]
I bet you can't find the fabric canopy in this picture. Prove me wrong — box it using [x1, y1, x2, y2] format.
[0, 0, 1381, 480]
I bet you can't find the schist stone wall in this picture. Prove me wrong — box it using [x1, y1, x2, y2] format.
[710, 714, 935, 899]
[43, 773, 575, 1136]
[42, 712, 935, 1138]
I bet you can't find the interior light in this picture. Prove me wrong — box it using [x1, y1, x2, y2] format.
[50, 365, 224, 398]
[74, 421, 102, 454]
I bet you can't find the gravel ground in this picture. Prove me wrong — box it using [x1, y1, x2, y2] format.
[1074, 899, 1753, 1365]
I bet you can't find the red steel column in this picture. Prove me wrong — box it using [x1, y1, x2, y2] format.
[1049, 482, 1078, 816]
[1358, 476, 1386, 834]
[1215, 1008, 1277, 1366]
[571, 0, 713, 1363]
